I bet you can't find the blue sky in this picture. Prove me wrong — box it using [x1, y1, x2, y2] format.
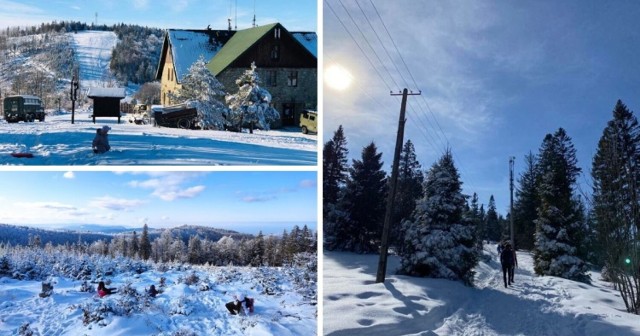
[0, 0, 317, 31]
[324, 0, 640, 213]
[0, 171, 317, 234]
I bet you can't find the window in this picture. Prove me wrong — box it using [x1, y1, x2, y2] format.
[287, 71, 298, 87]
[266, 71, 277, 87]
[271, 45, 280, 61]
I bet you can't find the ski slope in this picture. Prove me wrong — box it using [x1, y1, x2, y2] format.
[323, 245, 640, 336]
[70, 30, 118, 87]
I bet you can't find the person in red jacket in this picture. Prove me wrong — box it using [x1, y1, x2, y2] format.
[97, 281, 117, 297]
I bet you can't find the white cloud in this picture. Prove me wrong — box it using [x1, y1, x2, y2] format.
[0, 0, 43, 14]
[89, 196, 146, 211]
[63, 171, 75, 179]
[299, 179, 316, 188]
[242, 195, 276, 203]
[127, 172, 206, 201]
[167, 0, 190, 12]
[133, 0, 149, 9]
[16, 201, 77, 211]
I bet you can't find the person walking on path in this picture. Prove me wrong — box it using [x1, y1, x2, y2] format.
[500, 243, 517, 288]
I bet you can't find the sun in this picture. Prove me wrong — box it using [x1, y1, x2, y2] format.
[324, 64, 353, 91]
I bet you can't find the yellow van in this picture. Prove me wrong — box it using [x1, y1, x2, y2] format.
[300, 110, 317, 134]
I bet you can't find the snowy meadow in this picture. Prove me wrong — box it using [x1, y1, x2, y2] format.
[0, 246, 317, 335]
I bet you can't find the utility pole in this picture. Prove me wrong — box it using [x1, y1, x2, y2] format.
[509, 156, 515, 248]
[70, 70, 79, 124]
[376, 88, 421, 283]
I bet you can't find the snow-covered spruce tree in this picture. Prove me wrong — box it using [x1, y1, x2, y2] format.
[323, 125, 349, 217]
[591, 100, 640, 313]
[225, 62, 279, 133]
[139, 224, 151, 261]
[513, 152, 541, 251]
[170, 55, 229, 130]
[533, 128, 590, 282]
[331, 142, 387, 253]
[485, 195, 500, 242]
[468, 193, 484, 248]
[391, 140, 424, 252]
[399, 149, 478, 285]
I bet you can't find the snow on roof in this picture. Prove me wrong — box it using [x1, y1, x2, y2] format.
[168, 30, 233, 82]
[87, 87, 126, 98]
[291, 32, 317, 57]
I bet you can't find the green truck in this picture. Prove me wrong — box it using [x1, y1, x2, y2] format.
[3, 95, 46, 123]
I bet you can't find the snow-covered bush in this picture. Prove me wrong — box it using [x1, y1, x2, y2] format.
[0, 255, 11, 275]
[169, 295, 193, 316]
[183, 272, 199, 285]
[17, 322, 34, 336]
[79, 280, 94, 293]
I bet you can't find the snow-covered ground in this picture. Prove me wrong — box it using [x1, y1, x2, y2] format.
[0, 111, 316, 165]
[0, 266, 316, 335]
[323, 244, 640, 336]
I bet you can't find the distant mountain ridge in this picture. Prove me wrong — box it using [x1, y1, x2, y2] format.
[0, 223, 254, 247]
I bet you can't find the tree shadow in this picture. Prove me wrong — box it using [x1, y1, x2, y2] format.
[324, 252, 639, 336]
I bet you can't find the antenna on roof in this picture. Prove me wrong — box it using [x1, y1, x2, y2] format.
[228, 0, 232, 31]
[252, 0, 256, 27]
[234, 0, 238, 30]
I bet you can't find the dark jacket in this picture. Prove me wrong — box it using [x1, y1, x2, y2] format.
[92, 129, 111, 153]
[500, 247, 517, 267]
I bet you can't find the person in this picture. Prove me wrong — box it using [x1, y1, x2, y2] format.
[97, 281, 117, 298]
[148, 284, 159, 298]
[226, 296, 244, 315]
[500, 243, 517, 288]
[226, 295, 254, 315]
[497, 242, 504, 255]
[92, 125, 111, 154]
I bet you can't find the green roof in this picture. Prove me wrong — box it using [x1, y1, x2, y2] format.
[207, 23, 278, 76]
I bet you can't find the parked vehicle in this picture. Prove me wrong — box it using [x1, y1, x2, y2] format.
[299, 110, 317, 134]
[153, 103, 198, 129]
[3, 95, 45, 122]
[127, 104, 152, 125]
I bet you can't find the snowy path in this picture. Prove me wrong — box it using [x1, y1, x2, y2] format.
[0, 112, 316, 165]
[323, 246, 640, 336]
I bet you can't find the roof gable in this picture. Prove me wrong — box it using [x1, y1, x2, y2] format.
[207, 23, 279, 76]
[160, 29, 235, 82]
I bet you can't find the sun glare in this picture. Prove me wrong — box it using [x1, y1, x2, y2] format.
[325, 64, 353, 91]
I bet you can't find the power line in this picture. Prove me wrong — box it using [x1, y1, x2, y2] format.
[325, 1, 393, 91]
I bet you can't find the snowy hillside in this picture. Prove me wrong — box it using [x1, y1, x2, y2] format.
[71, 31, 118, 87]
[323, 245, 640, 336]
[0, 250, 317, 335]
[0, 110, 316, 165]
